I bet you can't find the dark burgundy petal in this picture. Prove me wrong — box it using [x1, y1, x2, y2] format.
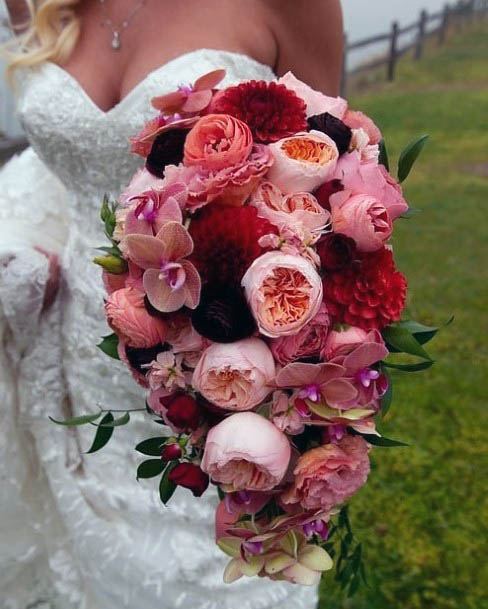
[308, 112, 352, 155]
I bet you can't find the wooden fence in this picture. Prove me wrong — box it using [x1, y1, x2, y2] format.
[341, 0, 488, 95]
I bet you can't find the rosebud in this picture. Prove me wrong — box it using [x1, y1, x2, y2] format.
[93, 254, 128, 275]
[166, 395, 200, 431]
[161, 443, 183, 461]
[168, 462, 209, 497]
[317, 233, 357, 272]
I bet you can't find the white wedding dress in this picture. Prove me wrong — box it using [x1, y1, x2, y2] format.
[0, 50, 319, 609]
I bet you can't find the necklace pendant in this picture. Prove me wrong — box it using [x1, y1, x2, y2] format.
[111, 31, 121, 50]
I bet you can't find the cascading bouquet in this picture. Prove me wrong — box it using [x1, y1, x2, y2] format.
[54, 69, 445, 592]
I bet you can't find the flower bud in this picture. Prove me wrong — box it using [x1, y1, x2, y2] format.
[161, 443, 183, 461]
[166, 395, 200, 431]
[93, 254, 128, 275]
[168, 462, 209, 497]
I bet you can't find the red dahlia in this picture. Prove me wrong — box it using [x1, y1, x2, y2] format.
[209, 81, 307, 143]
[189, 205, 276, 286]
[323, 247, 407, 330]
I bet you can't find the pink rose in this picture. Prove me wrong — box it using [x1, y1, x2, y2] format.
[241, 252, 323, 338]
[323, 326, 369, 360]
[267, 131, 339, 194]
[277, 72, 348, 119]
[251, 182, 330, 231]
[330, 190, 392, 252]
[184, 114, 253, 171]
[192, 338, 275, 411]
[201, 412, 291, 492]
[333, 151, 408, 220]
[343, 109, 382, 145]
[271, 304, 330, 365]
[104, 287, 166, 348]
[281, 435, 370, 511]
[119, 168, 166, 205]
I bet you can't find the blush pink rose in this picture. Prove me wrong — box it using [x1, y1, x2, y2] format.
[323, 326, 369, 360]
[241, 252, 323, 338]
[343, 109, 382, 145]
[330, 190, 392, 252]
[281, 435, 370, 512]
[201, 412, 291, 492]
[333, 151, 408, 220]
[277, 72, 348, 119]
[271, 304, 331, 365]
[251, 182, 330, 231]
[267, 131, 339, 194]
[184, 114, 253, 171]
[192, 338, 275, 411]
[105, 287, 167, 348]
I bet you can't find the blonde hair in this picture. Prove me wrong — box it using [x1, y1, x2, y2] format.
[5, 0, 80, 74]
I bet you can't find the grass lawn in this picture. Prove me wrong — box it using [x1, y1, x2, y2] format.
[319, 21, 488, 609]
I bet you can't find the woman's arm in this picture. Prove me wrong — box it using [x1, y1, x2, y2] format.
[266, 0, 344, 96]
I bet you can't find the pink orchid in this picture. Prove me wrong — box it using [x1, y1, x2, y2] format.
[276, 362, 358, 410]
[124, 222, 201, 313]
[144, 350, 189, 392]
[151, 69, 226, 116]
[124, 183, 186, 237]
[327, 329, 389, 410]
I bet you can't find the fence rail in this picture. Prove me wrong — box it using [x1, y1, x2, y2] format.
[342, 0, 488, 95]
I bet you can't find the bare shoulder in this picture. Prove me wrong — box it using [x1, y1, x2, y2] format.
[262, 0, 344, 95]
[4, 0, 32, 33]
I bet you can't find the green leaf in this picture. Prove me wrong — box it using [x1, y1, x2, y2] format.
[217, 486, 225, 501]
[97, 333, 120, 360]
[137, 458, 166, 480]
[100, 195, 117, 238]
[49, 411, 102, 426]
[383, 360, 434, 372]
[135, 437, 168, 456]
[378, 139, 389, 171]
[97, 412, 130, 427]
[353, 431, 409, 447]
[397, 134, 429, 182]
[159, 462, 178, 505]
[86, 412, 114, 453]
[338, 506, 352, 535]
[397, 317, 453, 345]
[348, 573, 361, 597]
[382, 325, 433, 361]
[380, 367, 393, 416]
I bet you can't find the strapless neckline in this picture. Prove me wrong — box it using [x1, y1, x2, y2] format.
[46, 48, 276, 116]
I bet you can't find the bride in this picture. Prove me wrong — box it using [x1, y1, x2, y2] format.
[0, 1, 343, 607]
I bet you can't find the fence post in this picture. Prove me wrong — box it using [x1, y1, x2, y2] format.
[387, 21, 399, 81]
[340, 33, 348, 98]
[415, 9, 428, 59]
[439, 4, 450, 44]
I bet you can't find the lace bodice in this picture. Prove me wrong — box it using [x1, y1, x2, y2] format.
[0, 50, 318, 609]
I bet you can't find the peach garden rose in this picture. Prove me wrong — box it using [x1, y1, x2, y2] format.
[241, 252, 323, 338]
[267, 131, 339, 194]
[192, 338, 275, 411]
[201, 412, 291, 492]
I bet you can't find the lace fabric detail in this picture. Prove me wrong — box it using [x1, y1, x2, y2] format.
[0, 50, 318, 608]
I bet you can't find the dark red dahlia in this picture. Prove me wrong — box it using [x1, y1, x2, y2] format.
[209, 81, 307, 143]
[317, 233, 357, 272]
[188, 204, 276, 287]
[323, 247, 407, 330]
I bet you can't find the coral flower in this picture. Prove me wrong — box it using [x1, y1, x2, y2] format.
[151, 69, 226, 115]
[124, 221, 201, 313]
[184, 114, 253, 171]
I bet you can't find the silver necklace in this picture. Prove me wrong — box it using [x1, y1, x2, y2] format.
[99, 0, 147, 51]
